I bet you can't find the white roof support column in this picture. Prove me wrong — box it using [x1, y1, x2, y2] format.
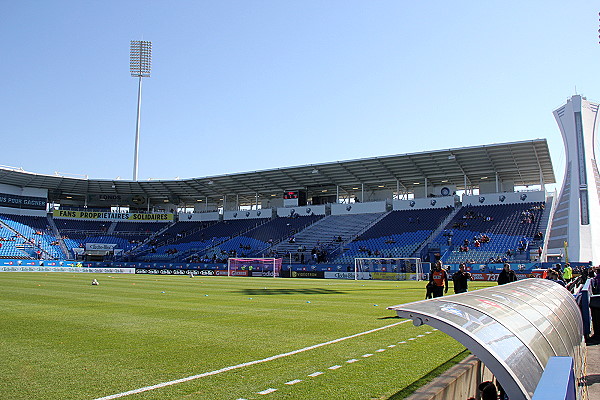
[496, 172, 499, 193]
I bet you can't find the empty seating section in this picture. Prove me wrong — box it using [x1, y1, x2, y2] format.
[54, 219, 110, 240]
[148, 221, 215, 247]
[0, 214, 63, 259]
[111, 221, 170, 249]
[0, 223, 31, 258]
[206, 215, 322, 258]
[54, 219, 112, 255]
[335, 209, 453, 264]
[138, 219, 269, 262]
[432, 202, 545, 263]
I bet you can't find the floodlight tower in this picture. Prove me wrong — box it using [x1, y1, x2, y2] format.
[130, 40, 152, 181]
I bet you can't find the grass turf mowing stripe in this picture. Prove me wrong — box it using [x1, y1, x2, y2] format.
[92, 319, 410, 400]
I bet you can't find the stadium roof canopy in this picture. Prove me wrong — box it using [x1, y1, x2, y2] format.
[0, 139, 555, 206]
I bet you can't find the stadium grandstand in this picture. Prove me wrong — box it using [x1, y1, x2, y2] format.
[0, 139, 557, 270]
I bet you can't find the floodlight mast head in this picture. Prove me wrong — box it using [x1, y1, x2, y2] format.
[130, 40, 152, 77]
[130, 40, 152, 181]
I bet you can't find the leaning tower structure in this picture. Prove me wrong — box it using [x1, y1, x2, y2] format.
[547, 95, 600, 263]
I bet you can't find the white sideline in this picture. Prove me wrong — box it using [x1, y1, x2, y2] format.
[92, 320, 410, 400]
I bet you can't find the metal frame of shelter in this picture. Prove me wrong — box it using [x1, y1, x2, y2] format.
[0, 139, 555, 208]
[388, 279, 585, 400]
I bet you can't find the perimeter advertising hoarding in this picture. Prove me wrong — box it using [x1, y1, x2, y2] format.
[135, 268, 218, 276]
[0, 266, 135, 273]
[287, 271, 324, 279]
[388, 279, 585, 400]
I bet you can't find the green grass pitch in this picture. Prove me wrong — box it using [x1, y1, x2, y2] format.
[0, 273, 496, 400]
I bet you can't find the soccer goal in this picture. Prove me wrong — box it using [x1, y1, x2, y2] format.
[227, 257, 283, 277]
[353, 257, 424, 281]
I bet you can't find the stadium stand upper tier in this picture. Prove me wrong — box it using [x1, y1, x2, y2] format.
[0, 197, 552, 265]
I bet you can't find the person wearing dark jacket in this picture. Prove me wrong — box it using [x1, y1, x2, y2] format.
[452, 263, 472, 293]
[497, 263, 517, 285]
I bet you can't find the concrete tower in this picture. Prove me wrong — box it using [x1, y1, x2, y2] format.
[547, 95, 600, 263]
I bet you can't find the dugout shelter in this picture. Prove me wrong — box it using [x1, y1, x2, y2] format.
[388, 278, 586, 400]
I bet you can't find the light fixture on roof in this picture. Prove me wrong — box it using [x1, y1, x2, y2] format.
[448, 154, 456, 160]
[322, 189, 328, 192]
[481, 176, 488, 180]
[311, 168, 319, 174]
[352, 187, 359, 190]
[441, 180, 448, 183]
[378, 185, 385, 188]
[196, 199, 202, 202]
[413, 182, 420, 185]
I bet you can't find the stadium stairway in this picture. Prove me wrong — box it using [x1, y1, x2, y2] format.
[326, 211, 391, 261]
[413, 206, 461, 258]
[46, 214, 70, 259]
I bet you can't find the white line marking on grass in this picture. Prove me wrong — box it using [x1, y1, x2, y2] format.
[398, 341, 407, 344]
[417, 334, 424, 337]
[388, 344, 396, 348]
[346, 359, 359, 363]
[92, 320, 409, 400]
[257, 388, 277, 395]
[308, 372, 324, 377]
[362, 353, 373, 358]
[328, 365, 342, 370]
[376, 349, 385, 352]
[285, 379, 302, 385]
[408, 337, 416, 340]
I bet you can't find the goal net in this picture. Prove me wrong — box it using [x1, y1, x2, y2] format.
[227, 257, 283, 277]
[354, 258, 424, 281]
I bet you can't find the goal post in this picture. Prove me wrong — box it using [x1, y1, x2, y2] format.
[353, 257, 424, 281]
[227, 257, 283, 277]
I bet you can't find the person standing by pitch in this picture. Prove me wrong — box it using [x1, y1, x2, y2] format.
[452, 263, 472, 293]
[428, 260, 449, 298]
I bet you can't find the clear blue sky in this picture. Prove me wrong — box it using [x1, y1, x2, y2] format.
[1, 1, 599, 189]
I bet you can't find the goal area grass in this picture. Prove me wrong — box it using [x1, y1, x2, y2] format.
[0, 273, 496, 400]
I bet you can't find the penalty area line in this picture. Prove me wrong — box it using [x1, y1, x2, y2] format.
[92, 320, 410, 400]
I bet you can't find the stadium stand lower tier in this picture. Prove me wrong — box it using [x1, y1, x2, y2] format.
[0, 201, 551, 265]
[430, 202, 547, 264]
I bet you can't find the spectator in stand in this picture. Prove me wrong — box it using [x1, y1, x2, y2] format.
[498, 263, 517, 285]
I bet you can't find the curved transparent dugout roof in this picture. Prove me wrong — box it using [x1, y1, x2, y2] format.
[388, 279, 584, 400]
